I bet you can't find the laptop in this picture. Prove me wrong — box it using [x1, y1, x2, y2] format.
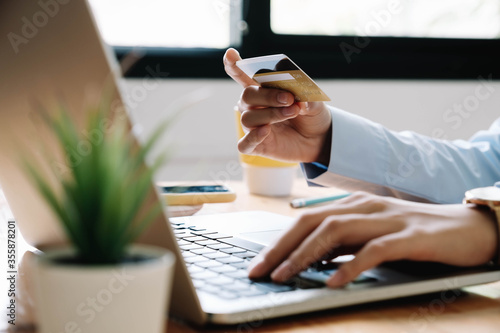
[1, 0, 499, 326]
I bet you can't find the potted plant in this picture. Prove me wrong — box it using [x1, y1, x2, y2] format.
[24, 94, 175, 333]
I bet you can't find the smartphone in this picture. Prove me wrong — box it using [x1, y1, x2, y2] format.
[158, 184, 236, 206]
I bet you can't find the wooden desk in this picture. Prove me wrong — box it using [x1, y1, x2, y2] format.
[167, 180, 500, 333]
[2, 180, 500, 332]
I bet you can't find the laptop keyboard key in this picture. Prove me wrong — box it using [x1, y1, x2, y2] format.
[191, 270, 219, 280]
[216, 256, 244, 264]
[231, 260, 251, 269]
[191, 248, 217, 255]
[225, 281, 252, 292]
[192, 280, 206, 289]
[200, 285, 222, 294]
[184, 236, 208, 242]
[179, 231, 204, 239]
[191, 230, 218, 236]
[170, 221, 185, 226]
[220, 247, 247, 254]
[285, 276, 325, 289]
[180, 244, 204, 251]
[203, 252, 230, 259]
[206, 276, 235, 286]
[352, 275, 378, 284]
[219, 291, 239, 299]
[177, 239, 192, 246]
[210, 265, 238, 274]
[188, 226, 206, 231]
[299, 269, 377, 285]
[232, 251, 258, 259]
[207, 243, 234, 250]
[184, 256, 210, 264]
[237, 277, 254, 285]
[196, 239, 220, 246]
[195, 260, 224, 269]
[298, 270, 329, 284]
[187, 265, 204, 274]
[182, 251, 197, 258]
[253, 281, 295, 293]
[204, 233, 232, 240]
[225, 269, 250, 279]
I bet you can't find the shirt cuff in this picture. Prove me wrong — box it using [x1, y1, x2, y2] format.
[327, 106, 387, 185]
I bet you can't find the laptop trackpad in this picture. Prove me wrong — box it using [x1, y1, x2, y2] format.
[178, 211, 293, 247]
[238, 230, 283, 246]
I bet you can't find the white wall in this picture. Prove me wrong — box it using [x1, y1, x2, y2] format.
[121, 78, 500, 182]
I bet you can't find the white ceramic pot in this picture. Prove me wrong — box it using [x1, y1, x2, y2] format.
[33, 245, 175, 333]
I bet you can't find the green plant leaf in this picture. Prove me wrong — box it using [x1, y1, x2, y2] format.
[22, 89, 172, 264]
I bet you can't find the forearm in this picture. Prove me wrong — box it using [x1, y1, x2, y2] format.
[302, 164, 433, 202]
[307, 107, 500, 203]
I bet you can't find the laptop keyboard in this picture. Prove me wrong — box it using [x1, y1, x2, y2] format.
[171, 220, 377, 300]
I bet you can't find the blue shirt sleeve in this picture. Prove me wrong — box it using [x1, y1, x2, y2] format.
[306, 106, 500, 204]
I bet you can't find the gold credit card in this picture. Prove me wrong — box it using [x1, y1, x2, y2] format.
[236, 54, 330, 102]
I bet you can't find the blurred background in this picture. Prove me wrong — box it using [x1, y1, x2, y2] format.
[88, 0, 500, 182]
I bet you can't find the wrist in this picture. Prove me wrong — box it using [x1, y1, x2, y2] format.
[488, 207, 500, 264]
[316, 123, 332, 166]
[464, 186, 500, 265]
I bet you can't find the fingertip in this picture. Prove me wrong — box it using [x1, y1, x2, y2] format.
[326, 269, 348, 288]
[237, 126, 269, 154]
[224, 48, 241, 64]
[237, 136, 253, 154]
[247, 258, 267, 279]
[270, 260, 294, 282]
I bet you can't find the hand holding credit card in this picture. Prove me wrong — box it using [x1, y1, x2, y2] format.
[236, 54, 330, 102]
[224, 48, 333, 165]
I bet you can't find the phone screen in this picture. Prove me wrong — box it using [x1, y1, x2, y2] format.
[159, 185, 230, 194]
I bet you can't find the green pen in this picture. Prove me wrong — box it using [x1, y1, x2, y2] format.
[290, 193, 351, 208]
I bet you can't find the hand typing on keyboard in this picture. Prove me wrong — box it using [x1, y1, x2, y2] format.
[247, 192, 497, 288]
[172, 217, 381, 298]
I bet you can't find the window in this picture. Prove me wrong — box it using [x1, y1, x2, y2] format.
[88, 0, 500, 79]
[271, 0, 500, 39]
[87, 0, 245, 78]
[88, 0, 239, 48]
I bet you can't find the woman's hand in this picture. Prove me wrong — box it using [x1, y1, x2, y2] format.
[248, 192, 498, 287]
[224, 48, 332, 164]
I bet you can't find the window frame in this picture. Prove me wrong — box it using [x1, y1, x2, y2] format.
[117, 0, 500, 80]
